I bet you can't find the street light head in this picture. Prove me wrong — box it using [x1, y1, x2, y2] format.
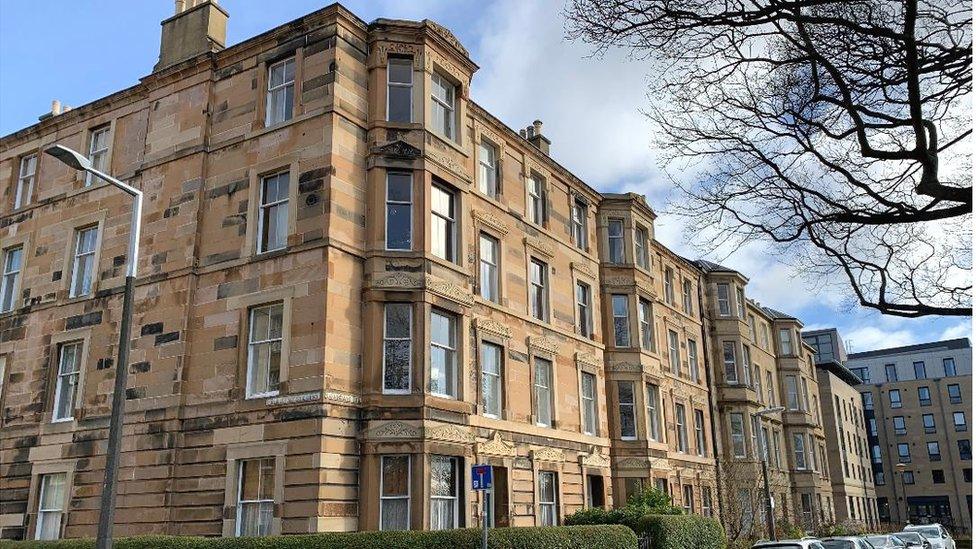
[45, 144, 92, 171]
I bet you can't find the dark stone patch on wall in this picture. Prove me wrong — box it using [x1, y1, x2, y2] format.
[113, 255, 126, 267]
[154, 331, 180, 345]
[65, 311, 102, 330]
[333, 204, 365, 228]
[204, 250, 241, 266]
[213, 335, 238, 351]
[141, 322, 164, 336]
[275, 407, 326, 422]
[217, 278, 258, 299]
[96, 358, 114, 371]
[207, 179, 248, 199]
[126, 387, 147, 400]
[34, 245, 47, 257]
[52, 271, 62, 281]
[304, 35, 336, 56]
[222, 214, 246, 228]
[215, 62, 243, 80]
[163, 206, 179, 218]
[130, 361, 151, 374]
[151, 252, 168, 266]
[182, 178, 203, 193]
[12, 435, 38, 448]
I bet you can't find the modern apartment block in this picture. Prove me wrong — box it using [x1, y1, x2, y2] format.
[0, 2, 729, 540]
[803, 329, 879, 528]
[696, 262, 834, 533]
[846, 338, 972, 535]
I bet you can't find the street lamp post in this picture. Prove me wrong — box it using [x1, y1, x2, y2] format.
[45, 145, 142, 549]
[754, 406, 786, 541]
[895, 462, 909, 527]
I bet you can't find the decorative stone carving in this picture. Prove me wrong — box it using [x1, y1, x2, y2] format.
[372, 42, 424, 68]
[528, 335, 559, 355]
[478, 431, 516, 457]
[367, 421, 422, 440]
[524, 236, 555, 258]
[322, 390, 361, 405]
[531, 447, 565, 463]
[473, 210, 509, 235]
[373, 271, 423, 289]
[428, 423, 476, 444]
[579, 447, 611, 469]
[425, 146, 468, 181]
[636, 278, 654, 296]
[513, 457, 533, 469]
[616, 457, 651, 469]
[372, 139, 422, 159]
[606, 361, 644, 373]
[575, 352, 600, 370]
[425, 275, 474, 306]
[426, 20, 469, 56]
[571, 261, 596, 280]
[603, 276, 634, 287]
[476, 317, 512, 339]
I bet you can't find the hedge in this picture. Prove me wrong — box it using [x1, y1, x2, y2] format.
[635, 514, 727, 549]
[0, 525, 637, 549]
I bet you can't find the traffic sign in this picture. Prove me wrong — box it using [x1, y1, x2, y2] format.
[472, 464, 493, 490]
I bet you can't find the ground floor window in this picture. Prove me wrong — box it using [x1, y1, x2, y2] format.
[35, 473, 66, 540]
[237, 458, 275, 536]
[538, 471, 559, 525]
[430, 456, 460, 530]
[380, 455, 410, 530]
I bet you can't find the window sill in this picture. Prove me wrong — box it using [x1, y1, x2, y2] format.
[247, 391, 280, 400]
[51, 417, 74, 424]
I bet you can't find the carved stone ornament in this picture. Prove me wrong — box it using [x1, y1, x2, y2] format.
[636, 278, 654, 296]
[571, 261, 596, 280]
[373, 271, 423, 289]
[531, 447, 565, 463]
[373, 42, 424, 68]
[615, 457, 651, 469]
[425, 20, 469, 56]
[322, 389, 361, 406]
[367, 420, 422, 440]
[476, 317, 512, 339]
[579, 447, 611, 469]
[372, 140, 422, 159]
[473, 210, 509, 235]
[524, 236, 555, 258]
[425, 275, 474, 306]
[528, 336, 559, 355]
[575, 352, 600, 370]
[603, 276, 634, 288]
[478, 431, 516, 457]
[428, 423, 476, 444]
[606, 361, 644, 373]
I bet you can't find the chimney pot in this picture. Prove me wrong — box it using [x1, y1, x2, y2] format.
[519, 129, 527, 139]
[51, 100, 62, 115]
[533, 120, 543, 134]
[527, 120, 551, 156]
[526, 126, 535, 138]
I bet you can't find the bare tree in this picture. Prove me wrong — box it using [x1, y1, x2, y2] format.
[566, 0, 972, 317]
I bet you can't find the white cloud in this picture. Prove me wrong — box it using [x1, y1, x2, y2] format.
[842, 326, 918, 354]
[939, 321, 973, 341]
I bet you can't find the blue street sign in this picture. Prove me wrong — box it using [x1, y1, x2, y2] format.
[471, 464, 492, 490]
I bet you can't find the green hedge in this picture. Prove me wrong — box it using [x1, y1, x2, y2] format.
[635, 514, 726, 549]
[0, 525, 637, 549]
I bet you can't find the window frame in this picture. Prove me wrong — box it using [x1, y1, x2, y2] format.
[235, 457, 276, 537]
[430, 183, 457, 263]
[682, 279, 694, 316]
[385, 171, 413, 251]
[617, 381, 637, 440]
[533, 356, 554, 428]
[668, 329, 680, 375]
[257, 171, 290, 254]
[646, 383, 661, 442]
[529, 257, 549, 322]
[730, 413, 746, 458]
[607, 218, 625, 263]
[1, 246, 23, 313]
[478, 232, 500, 302]
[429, 455, 461, 530]
[572, 198, 588, 250]
[35, 472, 67, 541]
[245, 302, 284, 399]
[538, 470, 559, 526]
[379, 455, 411, 531]
[889, 389, 903, 408]
[913, 361, 927, 380]
[382, 303, 413, 395]
[480, 341, 503, 418]
[52, 341, 83, 422]
[635, 226, 650, 270]
[694, 409, 706, 456]
[386, 56, 414, 123]
[575, 281, 592, 338]
[265, 56, 296, 127]
[430, 71, 458, 142]
[478, 139, 500, 198]
[611, 294, 631, 348]
[429, 309, 458, 399]
[675, 403, 688, 453]
[722, 341, 738, 383]
[15, 153, 36, 208]
[69, 225, 99, 298]
[580, 371, 598, 436]
[84, 126, 111, 187]
[527, 173, 546, 226]
[943, 357, 957, 376]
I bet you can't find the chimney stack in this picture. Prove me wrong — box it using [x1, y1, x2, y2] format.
[526, 119, 550, 155]
[155, 0, 228, 71]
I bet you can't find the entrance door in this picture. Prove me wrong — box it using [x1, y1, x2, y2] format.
[586, 475, 605, 508]
[490, 466, 509, 527]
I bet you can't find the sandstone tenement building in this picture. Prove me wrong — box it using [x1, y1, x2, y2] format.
[0, 1, 851, 541]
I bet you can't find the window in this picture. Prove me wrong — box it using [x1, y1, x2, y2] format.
[663, 267, 674, 304]
[612, 295, 631, 347]
[35, 473, 66, 540]
[635, 228, 649, 269]
[430, 310, 457, 399]
[735, 287, 746, 318]
[386, 57, 413, 123]
[688, 339, 700, 383]
[617, 382, 637, 440]
[748, 314, 757, 341]
[793, 433, 807, 469]
[772, 430, 783, 468]
[236, 458, 275, 536]
[760, 324, 770, 350]
[85, 126, 110, 187]
[786, 376, 800, 410]
[385, 171, 412, 250]
[875, 471, 885, 485]
[431, 184, 456, 262]
[852, 367, 870, 383]
[15, 154, 36, 208]
[730, 413, 746, 458]
[779, 329, 793, 355]
[646, 384, 661, 442]
[944, 357, 957, 377]
[862, 391, 873, 410]
[624, 478, 644, 502]
[581, 372, 597, 436]
[889, 389, 902, 408]
[246, 303, 283, 398]
[53, 341, 82, 421]
[722, 342, 737, 383]
[897, 443, 911, 463]
[529, 258, 549, 321]
[430, 456, 460, 529]
[478, 140, 499, 197]
[667, 330, 681, 375]
[380, 455, 410, 530]
[872, 445, 882, 463]
[430, 72, 457, 141]
[571, 199, 588, 249]
[265, 57, 295, 126]
[913, 361, 927, 380]
[766, 372, 775, 405]
[675, 403, 687, 453]
[534, 357, 553, 427]
[479, 233, 499, 302]
[1, 246, 23, 313]
[638, 298, 653, 351]
[538, 471, 558, 526]
[918, 386, 932, 406]
[928, 441, 941, 461]
[902, 470, 915, 484]
[69, 226, 98, 298]
[607, 219, 624, 263]
[481, 342, 502, 418]
[695, 409, 706, 457]
[954, 411, 968, 431]
[959, 439, 972, 460]
[682, 485, 694, 514]
[868, 418, 878, 436]
[948, 384, 962, 404]
[922, 414, 936, 434]
[893, 416, 906, 435]
[928, 469, 944, 484]
[885, 364, 897, 382]
[682, 279, 694, 316]
[527, 174, 546, 225]
[383, 303, 411, 394]
[258, 171, 289, 253]
[741, 345, 752, 386]
[702, 487, 713, 517]
[576, 282, 592, 337]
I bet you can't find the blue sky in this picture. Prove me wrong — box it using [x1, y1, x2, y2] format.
[1, 0, 970, 352]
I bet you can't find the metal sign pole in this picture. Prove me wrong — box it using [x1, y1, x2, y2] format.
[482, 489, 489, 549]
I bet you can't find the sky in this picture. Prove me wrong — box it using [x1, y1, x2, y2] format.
[1, 0, 970, 353]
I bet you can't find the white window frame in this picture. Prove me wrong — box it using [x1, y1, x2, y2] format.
[431, 183, 456, 262]
[646, 383, 661, 442]
[538, 471, 558, 526]
[688, 339, 699, 383]
[429, 455, 459, 530]
[478, 139, 499, 198]
[265, 57, 295, 126]
[534, 356, 554, 428]
[386, 57, 413, 123]
[257, 171, 289, 253]
[572, 198, 588, 249]
[481, 341, 502, 418]
[638, 298, 653, 351]
[1, 246, 23, 313]
[722, 341, 737, 383]
[581, 371, 597, 436]
[793, 433, 808, 470]
[245, 303, 283, 399]
[15, 154, 36, 208]
[380, 455, 411, 531]
[635, 226, 649, 269]
[576, 281, 592, 338]
[235, 457, 275, 537]
[668, 329, 680, 375]
[730, 413, 746, 458]
[785, 375, 800, 411]
[479, 233, 499, 302]
[682, 279, 693, 315]
[607, 219, 624, 263]
[736, 287, 746, 318]
[385, 171, 412, 251]
[612, 294, 631, 347]
[429, 309, 457, 399]
[695, 409, 706, 456]
[664, 267, 674, 304]
[382, 303, 412, 394]
[69, 226, 98, 298]
[35, 473, 67, 540]
[52, 341, 82, 422]
[527, 174, 545, 226]
[85, 127, 110, 187]
[430, 72, 457, 141]
[618, 381, 637, 440]
[675, 403, 688, 453]
[529, 258, 549, 321]
[779, 329, 794, 355]
[716, 283, 731, 316]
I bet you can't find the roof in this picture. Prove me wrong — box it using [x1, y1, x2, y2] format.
[760, 306, 796, 321]
[692, 259, 740, 274]
[815, 359, 863, 386]
[847, 337, 971, 360]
